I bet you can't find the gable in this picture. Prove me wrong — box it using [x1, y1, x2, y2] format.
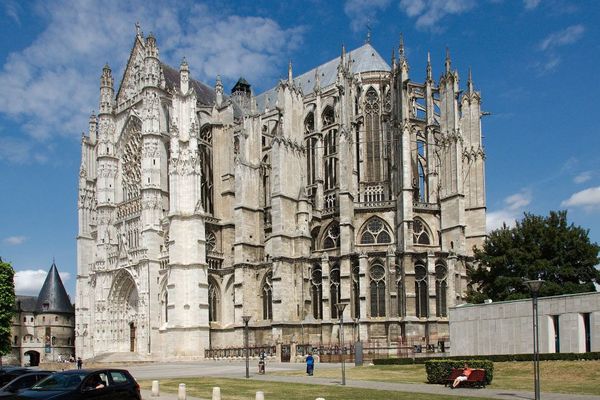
[116, 35, 147, 105]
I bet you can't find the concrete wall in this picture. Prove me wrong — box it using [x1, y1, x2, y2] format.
[449, 292, 600, 356]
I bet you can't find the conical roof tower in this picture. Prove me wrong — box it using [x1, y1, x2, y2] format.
[35, 261, 74, 314]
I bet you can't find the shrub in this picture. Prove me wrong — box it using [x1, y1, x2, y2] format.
[424, 359, 494, 385]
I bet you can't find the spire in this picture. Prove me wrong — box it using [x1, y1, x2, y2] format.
[215, 75, 223, 106]
[313, 67, 321, 92]
[467, 67, 474, 93]
[35, 261, 74, 314]
[180, 57, 189, 93]
[366, 24, 372, 44]
[288, 59, 293, 84]
[426, 51, 432, 81]
[398, 33, 405, 59]
[101, 63, 113, 88]
[391, 48, 396, 71]
[135, 22, 142, 38]
[445, 47, 451, 73]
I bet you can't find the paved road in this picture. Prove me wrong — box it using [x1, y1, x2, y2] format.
[128, 361, 600, 400]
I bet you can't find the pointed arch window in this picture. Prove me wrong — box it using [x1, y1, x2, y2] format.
[416, 138, 427, 202]
[323, 222, 340, 249]
[261, 155, 271, 209]
[310, 264, 323, 319]
[369, 262, 386, 317]
[360, 217, 392, 244]
[324, 129, 338, 190]
[413, 219, 431, 245]
[330, 265, 342, 319]
[322, 106, 335, 127]
[262, 271, 273, 320]
[305, 112, 317, 187]
[435, 264, 448, 317]
[364, 87, 382, 181]
[415, 264, 428, 318]
[121, 118, 142, 201]
[208, 278, 220, 322]
[199, 125, 214, 214]
[352, 261, 360, 319]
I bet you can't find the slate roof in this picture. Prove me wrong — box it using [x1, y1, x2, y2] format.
[161, 62, 216, 106]
[16, 296, 37, 312]
[35, 262, 74, 314]
[255, 43, 390, 111]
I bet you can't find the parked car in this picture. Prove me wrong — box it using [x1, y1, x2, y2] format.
[0, 372, 54, 397]
[14, 369, 141, 399]
[0, 369, 32, 388]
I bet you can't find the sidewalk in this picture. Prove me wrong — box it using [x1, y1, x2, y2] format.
[142, 388, 205, 400]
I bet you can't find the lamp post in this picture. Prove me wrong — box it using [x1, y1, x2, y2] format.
[242, 315, 251, 379]
[335, 303, 348, 385]
[524, 279, 544, 400]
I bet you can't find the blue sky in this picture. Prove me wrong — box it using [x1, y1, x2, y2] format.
[1, 0, 599, 298]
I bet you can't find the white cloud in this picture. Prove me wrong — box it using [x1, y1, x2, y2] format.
[524, 0, 541, 10]
[14, 269, 71, 296]
[399, 0, 476, 30]
[487, 189, 532, 231]
[574, 171, 593, 184]
[539, 24, 585, 51]
[0, 0, 304, 162]
[3, 0, 21, 25]
[344, 0, 391, 33]
[3, 236, 26, 245]
[561, 187, 600, 210]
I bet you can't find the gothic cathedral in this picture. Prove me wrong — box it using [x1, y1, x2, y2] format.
[76, 30, 486, 360]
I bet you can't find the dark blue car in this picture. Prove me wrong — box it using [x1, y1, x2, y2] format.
[14, 369, 141, 400]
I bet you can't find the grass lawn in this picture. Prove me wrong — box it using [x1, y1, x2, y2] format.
[140, 377, 493, 400]
[271, 360, 600, 395]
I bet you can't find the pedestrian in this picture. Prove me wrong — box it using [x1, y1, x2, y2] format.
[306, 353, 314, 376]
[258, 352, 266, 374]
[77, 357, 83, 370]
[452, 363, 472, 388]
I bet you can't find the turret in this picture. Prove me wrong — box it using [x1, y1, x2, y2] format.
[99, 64, 114, 115]
[88, 111, 97, 144]
[144, 33, 160, 88]
[231, 77, 251, 115]
[288, 59, 293, 85]
[426, 52, 432, 82]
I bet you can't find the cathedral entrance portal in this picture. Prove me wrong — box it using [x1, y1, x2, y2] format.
[24, 350, 40, 366]
[108, 270, 140, 353]
[129, 322, 136, 352]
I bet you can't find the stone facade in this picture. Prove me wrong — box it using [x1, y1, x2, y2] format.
[449, 292, 600, 356]
[76, 31, 486, 360]
[8, 263, 75, 366]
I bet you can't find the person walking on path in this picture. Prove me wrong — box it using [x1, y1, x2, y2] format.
[306, 353, 314, 376]
[77, 357, 83, 370]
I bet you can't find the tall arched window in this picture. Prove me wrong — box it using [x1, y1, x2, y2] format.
[324, 129, 338, 190]
[311, 264, 323, 319]
[352, 261, 360, 319]
[121, 118, 142, 201]
[360, 217, 392, 244]
[416, 137, 427, 202]
[199, 125, 214, 214]
[396, 264, 405, 318]
[262, 271, 273, 320]
[322, 106, 335, 127]
[415, 264, 428, 318]
[330, 265, 341, 319]
[305, 112, 317, 187]
[261, 155, 271, 209]
[369, 262, 386, 317]
[413, 219, 431, 245]
[364, 87, 382, 181]
[323, 222, 340, 249]
[208, 278, 220, 322]
[435, 264, 448, 317]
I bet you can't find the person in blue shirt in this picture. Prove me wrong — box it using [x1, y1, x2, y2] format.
[306, 353, 315, 376]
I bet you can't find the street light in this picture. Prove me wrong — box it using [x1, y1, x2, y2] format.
[335, 303, 348, 385]
[524, 279, 544, 400]
[242, 315, 251, 379]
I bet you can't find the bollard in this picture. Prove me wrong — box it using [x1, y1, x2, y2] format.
[212, 386, 221, 400]
[255, 390, 265, 400]
[316, 398, 326, 400]
[178, 383, 186, 400]
[151, 380, 160, 397]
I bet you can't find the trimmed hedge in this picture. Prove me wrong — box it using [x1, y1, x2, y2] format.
[373, 351, 600, 365]
[425, 359, 494, 385]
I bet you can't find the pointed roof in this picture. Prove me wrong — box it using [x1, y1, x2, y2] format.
[35, 262, 74, 314]
[256, 43, 390, 111]
[160, 62, 216, 105]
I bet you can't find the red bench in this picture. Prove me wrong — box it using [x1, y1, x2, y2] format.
[445, 368, 486, 388]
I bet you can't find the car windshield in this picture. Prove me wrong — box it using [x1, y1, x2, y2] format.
[31, 372, 86, 390]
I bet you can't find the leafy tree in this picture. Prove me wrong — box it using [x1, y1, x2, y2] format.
[467, 211, 600, 303]
[0, 258, 16, 366]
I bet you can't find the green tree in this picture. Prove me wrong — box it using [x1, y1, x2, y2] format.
[467, 211, 600, 303]
[0, 258, 16, 366]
